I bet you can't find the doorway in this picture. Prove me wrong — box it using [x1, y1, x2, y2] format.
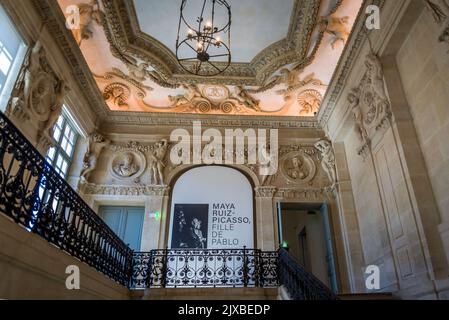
[98, 206, 145, 251]
[277, 202, 338, 292]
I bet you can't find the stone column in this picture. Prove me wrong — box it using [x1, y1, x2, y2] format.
[254, 186, 277, 251]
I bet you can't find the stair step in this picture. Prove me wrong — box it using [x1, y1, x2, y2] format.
[131, 287, 279, 300]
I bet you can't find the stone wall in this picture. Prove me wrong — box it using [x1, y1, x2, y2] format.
[396, 7, 449, 273]
[0, 214, 130, 300]
[323, 0, 449, 299]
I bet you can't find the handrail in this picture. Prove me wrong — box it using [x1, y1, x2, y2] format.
[277, 248, 338, 300]
[1, 112, 338, 298]
[0, 112, 134, 286]
[130, 248, 279, 289]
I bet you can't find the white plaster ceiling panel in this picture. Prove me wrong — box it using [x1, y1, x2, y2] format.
[57, 0, 363, 117]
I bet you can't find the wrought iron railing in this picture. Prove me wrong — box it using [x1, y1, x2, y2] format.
[131, 248, 279, 289]
[0, 112, 338, 298]
[0, 112, 134, 286]
[277, 248, 338, 300]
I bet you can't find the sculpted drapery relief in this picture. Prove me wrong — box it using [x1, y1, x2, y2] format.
[347, 53, 392, 157]
[6, 41, 68, 150]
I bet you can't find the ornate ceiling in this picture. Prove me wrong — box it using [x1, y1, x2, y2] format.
[57, 0, 363, 117]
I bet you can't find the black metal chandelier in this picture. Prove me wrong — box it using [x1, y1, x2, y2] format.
[176, 0, 231, 76]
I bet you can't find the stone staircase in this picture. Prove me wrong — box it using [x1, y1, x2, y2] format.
[131, 287, 280, 300]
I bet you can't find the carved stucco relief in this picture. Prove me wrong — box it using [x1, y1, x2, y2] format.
[78, 137, 337, 196]
[347, 53, 392, 158]
[6, 41, 67, 150]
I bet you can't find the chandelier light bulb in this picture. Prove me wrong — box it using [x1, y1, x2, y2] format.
[204, 20, 212, 31]
[187, 29, 194, 39]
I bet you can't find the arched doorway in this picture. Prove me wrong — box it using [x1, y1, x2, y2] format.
[167, 166, 255, 249]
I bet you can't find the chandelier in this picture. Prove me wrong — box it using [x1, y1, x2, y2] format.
[176, 0, 231, 76]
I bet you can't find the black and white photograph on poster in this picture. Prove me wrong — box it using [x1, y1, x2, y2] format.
[171, 204, 209, 249]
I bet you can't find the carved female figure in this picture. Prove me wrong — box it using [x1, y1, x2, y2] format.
[314, 139, 337, 186]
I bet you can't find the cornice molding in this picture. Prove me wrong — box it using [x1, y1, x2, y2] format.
[101, 111, 321, 129]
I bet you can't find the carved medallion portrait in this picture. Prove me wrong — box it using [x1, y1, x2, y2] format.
[280, 152, 317, 185]
[110, 151, 146, 181]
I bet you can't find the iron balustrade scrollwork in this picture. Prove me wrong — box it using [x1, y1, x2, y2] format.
[277, 248, 338, 300]
[0, 112, 134, 286]
[130, 248, 279, 289]
[0, 113, 339, 297]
